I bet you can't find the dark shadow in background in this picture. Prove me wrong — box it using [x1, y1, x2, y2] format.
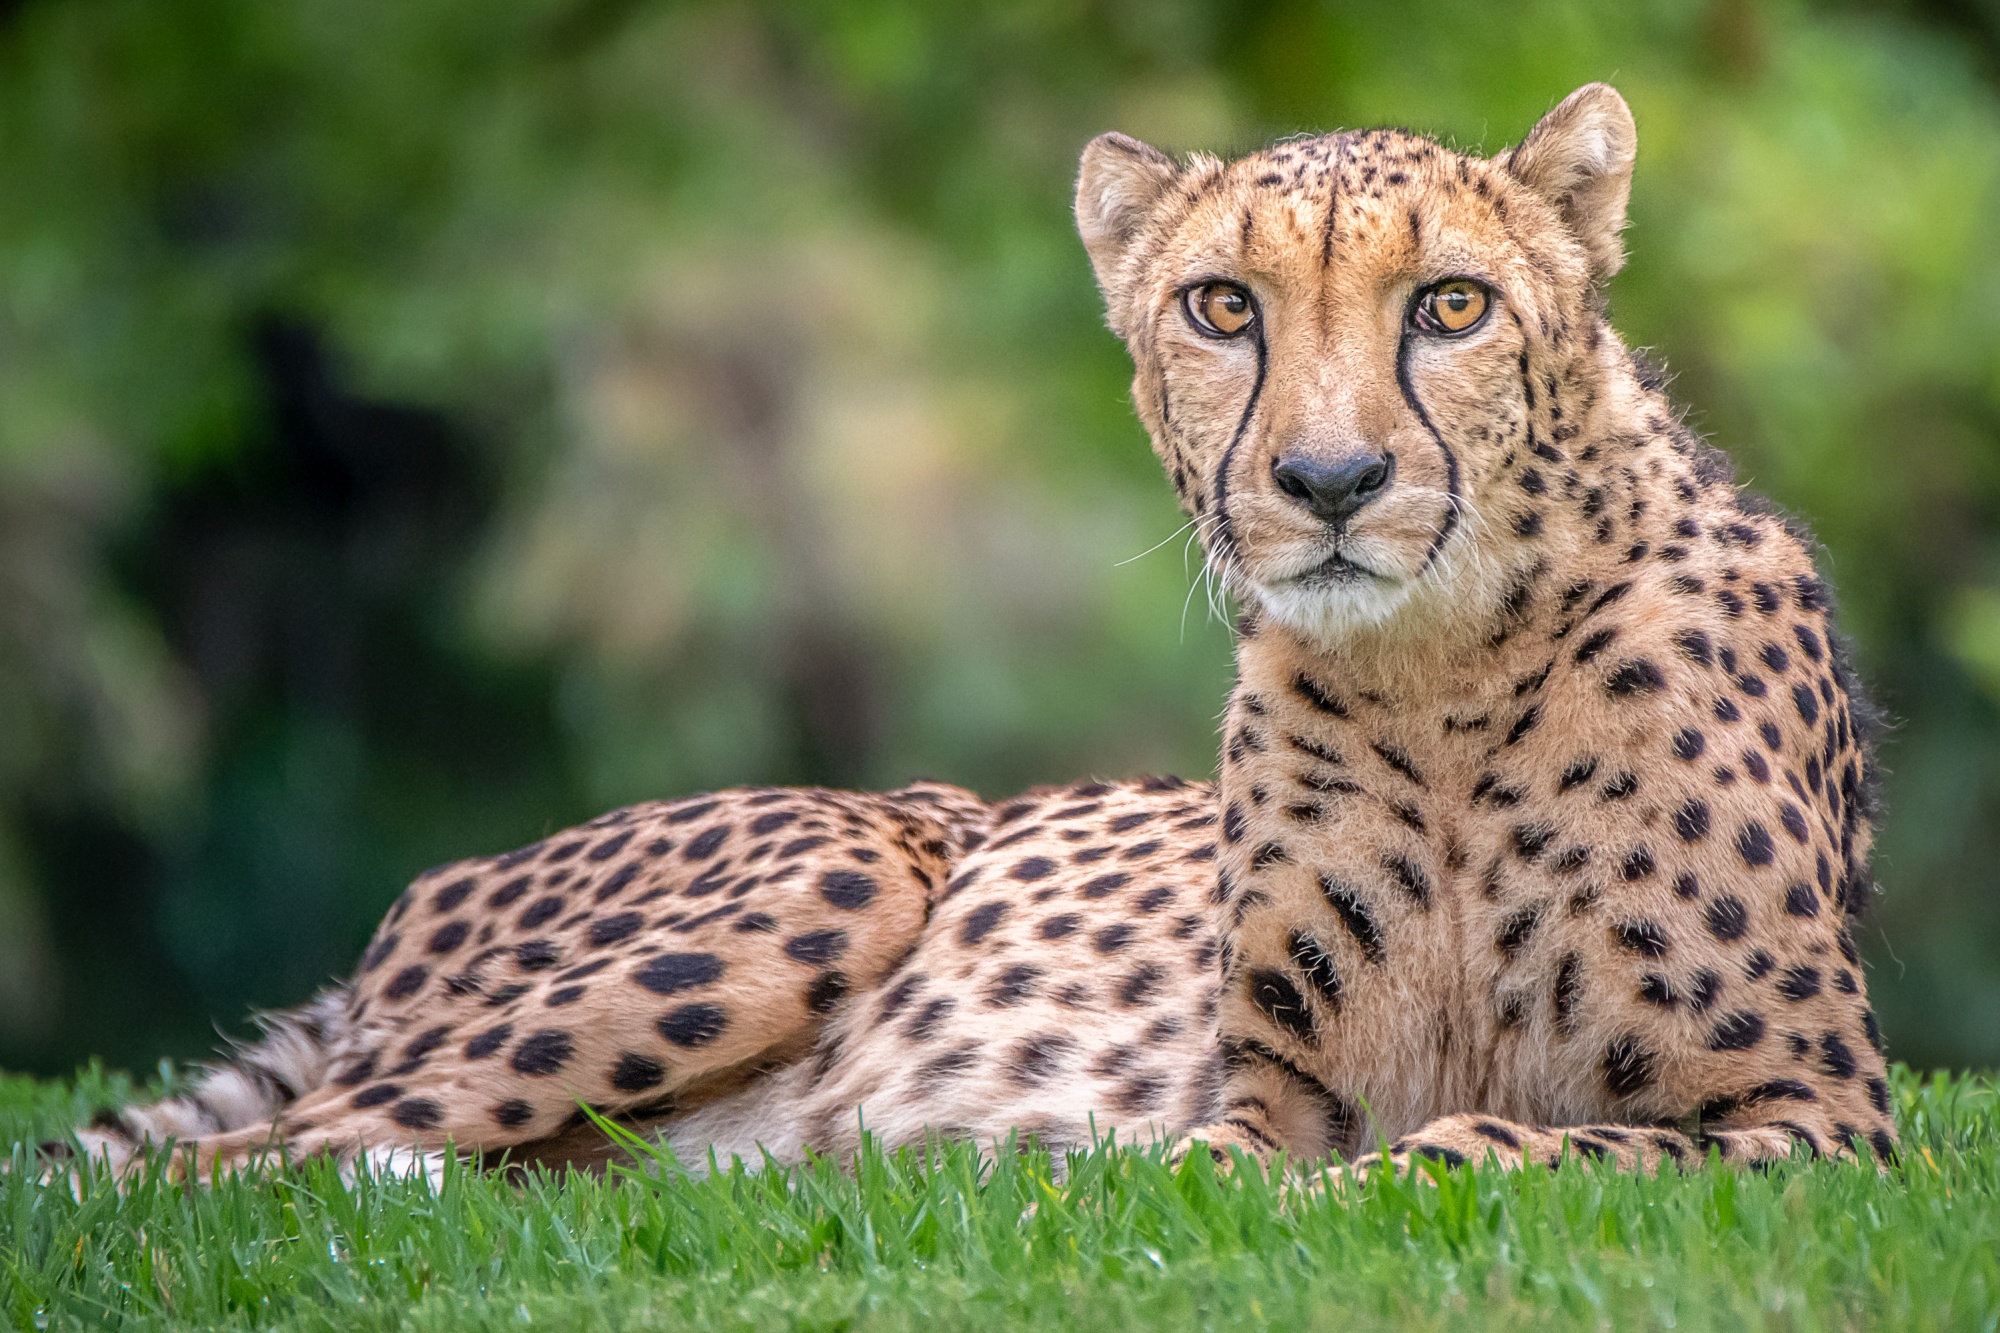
[13, 319, 570, 1075]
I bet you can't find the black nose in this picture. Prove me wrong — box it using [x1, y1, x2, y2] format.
[1271, 451, 1395, 525]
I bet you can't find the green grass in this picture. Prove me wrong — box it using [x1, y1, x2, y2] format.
[2, 1066, 1996, 1331]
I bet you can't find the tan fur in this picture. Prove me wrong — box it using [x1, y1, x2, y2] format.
[57, 778, 1225, 1177]
[1080, 83, 1893, 1174]
[54, 84, 1892, 1183]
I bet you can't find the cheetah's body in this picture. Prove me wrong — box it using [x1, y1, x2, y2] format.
[63, 84, 1893, 1180]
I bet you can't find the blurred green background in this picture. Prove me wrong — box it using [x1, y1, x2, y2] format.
[2, 0, 1999, 1078]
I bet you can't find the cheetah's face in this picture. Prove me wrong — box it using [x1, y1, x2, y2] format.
[1077, 85, 1637, 643]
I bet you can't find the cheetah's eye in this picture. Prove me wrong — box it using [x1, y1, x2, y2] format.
[1183, 282, 1257, 338]
[1411, 279, 1491, 336]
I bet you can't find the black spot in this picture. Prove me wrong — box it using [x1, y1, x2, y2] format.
[511, 1029, 575, 1076]
[1776, 966, 1821, 1002]
[1319, 875, 1385, 964]
[904, 997, 955, 1041]
[611, 1053, 665, 1093]
[1603, 1036, 1657, 1098]
[1293, 672, 1348, 716]
[1780, 803, 1811, 844]
[520, 897, 565, 930]
[352, 1084, 402, 1109]
[545, 985, 585, 1007]
[1736, 822, 1775, 867]
[806, 971, 849, 1014]
[1819, 1032, 1858, 1080]
[1620, 848, 1656, 881]
[432, 879, 476, 913]
[1040, 914, 1080, 939]
[594, 864, 642, 902]
[1677, 968, 1716, 1014]
[1472, 1121, 1521, 1149]
[1118, 963, 1166, 1007]
[427, 921, 470, 954]
[1558, 757, 1599, 792]
[360, 934, 401, 973]
[1672, 872, 1700, 899]
[683, 825, 730, 860]
[1512, 822, 1556, 859]
[1606, 660, 1666, 695]
[493, 1100, 535, 1128]
[488, 876, 532, 908]
[1867, 1077, 1891, 1115]
[1674, 799, 1711, 843]
[516, 939, 560, 970]
[1600, 771, 1640, 800]
[1705, 896, 1750, 941]
[1505, 706, 1542, 746]
[665, 800, 721, 826]
[632, 952, 725, 995]
[1553, 953, 1584, 1032]
[1614, 920, 1670, 957]
[588, 913, 644, 947]
[1381, 853, 1432, 907]
[384, 965, 429, 1000]
[1784, 881, 1820, 918]
[1573, 628, 1617, 663]
[1706, 1011, 1766, 1052]
[988, 964, 1043, 1007]
[1287, 930, 1343, 1011]
[1745, 948, 1776, 980]
[960, 902, 1010, 945]
[819, 870, 879, 910]
[783, 929, 849, 966]
[658, 1003, 728, 1047]
[1372, 741, 1425, 786]
[1495, 904, 1541, 957]
[1248, 969, 1315, 1042]
[1674, 630, 1714, 666]
[392, 1098, 444, 1130]
[1094, 923, 1136, 954]
[1011, 856, 1057, 882]
[1672, 729, 1707, 761]
[1008, 1033, 1076, 1086]
[464, 1024, 513, 1060]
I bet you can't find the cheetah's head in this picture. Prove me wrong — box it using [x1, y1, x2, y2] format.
[1077, 84, 1637, 644]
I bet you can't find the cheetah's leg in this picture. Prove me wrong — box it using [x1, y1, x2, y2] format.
[67, 782, 986, 1180]
[1341, 1100, 1897, 1183]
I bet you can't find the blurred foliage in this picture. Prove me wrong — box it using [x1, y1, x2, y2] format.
[0, 0, 1998, 1075]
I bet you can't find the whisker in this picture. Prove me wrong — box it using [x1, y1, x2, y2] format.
[1115, 516, 1203, 568]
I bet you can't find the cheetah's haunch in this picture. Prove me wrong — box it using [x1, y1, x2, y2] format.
[53, 84, 1893, 1182]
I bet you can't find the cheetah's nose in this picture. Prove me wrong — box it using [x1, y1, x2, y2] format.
[1271, 451, 1395, 526]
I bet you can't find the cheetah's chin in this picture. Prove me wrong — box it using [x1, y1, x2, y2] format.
[1251, 572, 1417, 642]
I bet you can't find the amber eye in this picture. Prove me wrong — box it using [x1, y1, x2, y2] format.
[1413, 279, 1491, 336]
[1184, 281, 1257, 337]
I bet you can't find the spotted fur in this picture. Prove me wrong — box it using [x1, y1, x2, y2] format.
[1075, 82, 1892, 1176]
[52, 84, 1893, 1183]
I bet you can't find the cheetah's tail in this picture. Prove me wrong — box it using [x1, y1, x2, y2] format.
[44, 984, 355, 1174]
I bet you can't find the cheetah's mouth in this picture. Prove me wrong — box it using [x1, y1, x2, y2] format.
[1292, 550, 1381, 587]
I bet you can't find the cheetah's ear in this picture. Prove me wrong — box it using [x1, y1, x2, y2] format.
[1076, 132, 1180, 333]
[1501, 83, 1637, 282]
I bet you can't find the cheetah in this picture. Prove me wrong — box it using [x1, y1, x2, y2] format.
[1075, 82, 1893, 1174]
[47, 83, 1893, 1182]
